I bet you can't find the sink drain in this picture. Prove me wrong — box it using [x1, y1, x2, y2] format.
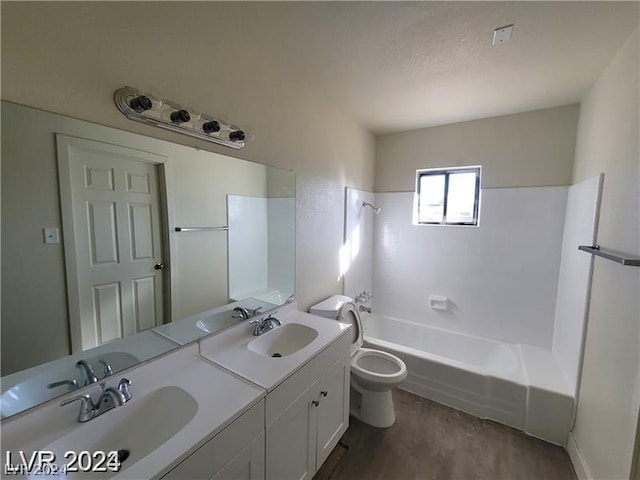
[117, 449, 130, 464]
[271, 353, 282, 358]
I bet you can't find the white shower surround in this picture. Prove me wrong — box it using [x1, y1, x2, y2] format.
[372, 187, 568, 348]
[228, 195, 295, 302]
[343, 181, 602, 445]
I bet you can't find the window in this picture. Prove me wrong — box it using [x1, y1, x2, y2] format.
[414, 166, 481, 226]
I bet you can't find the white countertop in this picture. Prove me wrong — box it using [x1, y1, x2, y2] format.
[153, 298, 278, 345]
[1, 344, 265, 480]
[199, 302, 351, 391]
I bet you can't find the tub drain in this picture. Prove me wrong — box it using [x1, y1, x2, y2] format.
[271, 353, 282, 358]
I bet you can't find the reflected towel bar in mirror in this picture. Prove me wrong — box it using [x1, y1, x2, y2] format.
[578, 245, 640, 266]
[175, 226, 230, 232]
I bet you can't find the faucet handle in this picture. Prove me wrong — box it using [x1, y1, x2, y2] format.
[117, 378, 132, 402]
[60, 393, 92, 407]
[47, 379, 79, 391]
[98, 359, 113, 378]
[60, 393, 96, 422]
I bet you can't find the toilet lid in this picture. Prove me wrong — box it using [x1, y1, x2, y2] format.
[337, 302, 363, 355]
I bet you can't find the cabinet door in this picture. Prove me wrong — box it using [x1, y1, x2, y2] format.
[266, 383, 317, 480]
[213, 431, 265, 480]
[162, 401, 264, 480]
[315, 354, 350, 468]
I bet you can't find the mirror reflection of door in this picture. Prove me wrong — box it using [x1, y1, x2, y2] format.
[57, 135, 167, 353]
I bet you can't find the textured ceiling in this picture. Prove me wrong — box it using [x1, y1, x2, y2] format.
[227, 1, 638, 133]
[2, 2, 638, 135]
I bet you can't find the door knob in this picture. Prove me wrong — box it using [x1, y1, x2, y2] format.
[154, 263, 165, 270]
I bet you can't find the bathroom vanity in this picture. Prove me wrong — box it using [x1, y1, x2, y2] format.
[1, 305, 351, 480]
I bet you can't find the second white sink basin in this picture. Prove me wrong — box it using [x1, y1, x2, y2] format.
[248, 323, 318, 358]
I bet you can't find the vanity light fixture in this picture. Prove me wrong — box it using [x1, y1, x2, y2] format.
[114, 86, 250, 149]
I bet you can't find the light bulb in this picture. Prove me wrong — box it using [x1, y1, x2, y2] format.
[170, 109, 190, 125]
[202, 120, 221, 134]
[229, 130, 245, 142]
[128, 95, 152, 113]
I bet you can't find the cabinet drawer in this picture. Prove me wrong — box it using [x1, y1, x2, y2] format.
[162, 400, 265, 480]
[266, 333, 350, 425]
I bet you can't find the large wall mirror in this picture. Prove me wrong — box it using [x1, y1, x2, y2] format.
[1, 101, 295, 418]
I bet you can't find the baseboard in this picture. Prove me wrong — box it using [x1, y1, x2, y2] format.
[567, 432, 592, 480]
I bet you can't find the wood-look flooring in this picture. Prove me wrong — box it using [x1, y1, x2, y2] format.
[315, 389, 576, 480]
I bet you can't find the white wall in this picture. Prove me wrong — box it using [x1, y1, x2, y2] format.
[375, 104, 580, 192]
[343, 187, 375, 300]
[570, 27, 640, 480]
[552, 174, 602, 398]
[0, 2, 375, 313]
[372, 187, 567, 348]
[171, 155, 268, 319]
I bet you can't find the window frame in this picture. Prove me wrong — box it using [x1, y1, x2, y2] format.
[414, 166, 481, 226]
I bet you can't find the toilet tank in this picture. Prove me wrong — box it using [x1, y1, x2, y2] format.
[309, 295, 353, 319]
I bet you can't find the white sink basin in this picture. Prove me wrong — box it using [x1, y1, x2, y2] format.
[32, 386, 197, 478]
[247, 323, 318, 358]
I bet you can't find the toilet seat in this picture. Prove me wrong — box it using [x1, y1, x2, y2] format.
[351, 348, 408, 386]
[310, 295, 408, 428]
[336, 301, 364, 356]
[337, 302, 408, 385]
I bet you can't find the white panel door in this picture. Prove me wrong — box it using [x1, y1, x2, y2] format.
[57, 135, 167, 352]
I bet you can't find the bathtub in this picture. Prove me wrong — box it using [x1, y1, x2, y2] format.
[363, 314, 575, 446]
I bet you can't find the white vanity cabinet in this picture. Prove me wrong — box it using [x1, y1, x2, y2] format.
[161, 400, 265, 480]
[265, 334, 351, 480]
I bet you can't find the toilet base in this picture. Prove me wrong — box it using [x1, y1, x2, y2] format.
[350, 381, 396, 428]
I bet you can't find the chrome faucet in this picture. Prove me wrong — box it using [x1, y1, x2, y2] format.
[249, 314, 281, 336]
[232, 306, 262, 321]
[232, 307, 251, 320]
[359, 305, 372, 314]
[60, 379, 131, 423]
[354, 291, 373, 304]
[75, 360, 99, 386]
[98, 359, 113, 378]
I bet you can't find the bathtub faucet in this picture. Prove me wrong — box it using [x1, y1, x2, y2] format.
[355, 291, 373, 304]
[359, 305, 372, 314]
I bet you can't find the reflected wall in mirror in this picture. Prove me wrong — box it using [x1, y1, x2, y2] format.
[1, 101, 295, 418]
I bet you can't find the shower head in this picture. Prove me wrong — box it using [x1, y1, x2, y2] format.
[362, 201, 382, 215]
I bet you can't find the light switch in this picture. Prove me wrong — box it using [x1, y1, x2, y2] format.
[43, 227, 60, 244]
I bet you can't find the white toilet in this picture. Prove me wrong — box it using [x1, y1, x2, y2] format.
[310, 295, 407, 428]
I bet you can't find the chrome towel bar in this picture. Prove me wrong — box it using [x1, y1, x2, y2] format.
[174, 226, 229, 232]
[578, 245, 640, 266]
